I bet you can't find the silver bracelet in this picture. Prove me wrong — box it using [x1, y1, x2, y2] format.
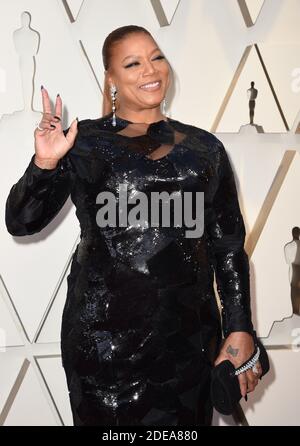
[234, 346, 260, 376]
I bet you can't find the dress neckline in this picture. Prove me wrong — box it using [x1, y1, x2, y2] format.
[114, 112, 171, 126]
[105, 111, 186, 162]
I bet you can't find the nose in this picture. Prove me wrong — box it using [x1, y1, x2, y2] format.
[142, 59, 156, 76]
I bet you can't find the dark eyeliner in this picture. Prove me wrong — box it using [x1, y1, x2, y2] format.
[124, 61, 139, 68]
[124, 54, 165, 69]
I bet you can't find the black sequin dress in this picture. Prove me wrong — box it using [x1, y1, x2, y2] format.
[5, 112, 253, 426]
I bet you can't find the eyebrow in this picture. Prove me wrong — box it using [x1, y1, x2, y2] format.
[122, 47, 161, 63]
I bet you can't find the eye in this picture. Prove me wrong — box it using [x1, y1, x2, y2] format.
[124, 55, 165, 69]
[124, 61, 140, 68]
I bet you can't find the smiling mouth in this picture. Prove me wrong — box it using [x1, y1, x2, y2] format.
[139, 80, 161, 91]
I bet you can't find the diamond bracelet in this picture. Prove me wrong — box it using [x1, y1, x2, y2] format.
[234, 345, 260, 376]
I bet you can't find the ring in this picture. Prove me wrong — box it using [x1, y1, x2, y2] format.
[36, 122, 44, 131]
[252, 363, 260, 375]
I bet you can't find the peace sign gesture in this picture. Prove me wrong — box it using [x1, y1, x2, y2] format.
[34, 86, 78, 169]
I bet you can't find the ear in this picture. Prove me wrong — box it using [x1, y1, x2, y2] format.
[104, 71, 114, 88]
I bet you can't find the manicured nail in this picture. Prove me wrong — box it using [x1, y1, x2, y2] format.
[41, 85, 44, 90]
[57, 93, 60, 97]
[244, 395, 248, 402]
[76, 117, 78, 121]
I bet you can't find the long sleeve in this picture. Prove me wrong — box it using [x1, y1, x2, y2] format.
[206, 139, 254, 338]
[5, 129, 75, 236]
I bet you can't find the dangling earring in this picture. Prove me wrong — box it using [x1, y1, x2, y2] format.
[110, 84, 117, 126]
[162, 97, 167, 117]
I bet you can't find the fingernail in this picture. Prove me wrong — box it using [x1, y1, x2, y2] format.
[76, 117, 79, 122]
[50, 124, 56, 128]
[244, 395, 248, 402]
[41, 85, 44, 90]
[57, 93, 60, 97]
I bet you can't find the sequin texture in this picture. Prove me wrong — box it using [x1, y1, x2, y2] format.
[5, 111, 253, 426]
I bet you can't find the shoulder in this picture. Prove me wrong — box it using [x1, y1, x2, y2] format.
[77, 113, 114, 132]
[171, 118, 229, 178]
[62, 114, 113, 137]
[63, 115, 113, 156]
[170, 117, 225, 152]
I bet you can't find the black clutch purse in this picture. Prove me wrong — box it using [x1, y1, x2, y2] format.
[210, 331, 270, 415]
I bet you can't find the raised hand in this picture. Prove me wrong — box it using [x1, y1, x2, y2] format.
[34, 86, 78, 169]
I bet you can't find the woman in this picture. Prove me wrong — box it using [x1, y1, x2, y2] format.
[5, 25, 262, 426]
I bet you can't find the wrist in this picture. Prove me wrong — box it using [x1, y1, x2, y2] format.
[33, 155, 59, 170]
[223, 321, 254, 339]
[226, 331, 253, 339]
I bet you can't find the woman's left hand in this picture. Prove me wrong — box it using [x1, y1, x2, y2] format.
[214, 331, 262, 398]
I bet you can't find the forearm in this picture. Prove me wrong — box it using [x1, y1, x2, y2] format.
[207, 139, 254, 339]
[5, 153, 74, 236]
[215, 248, 254, 338]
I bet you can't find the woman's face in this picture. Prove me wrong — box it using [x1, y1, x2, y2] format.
[107, 33, 170, 112]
